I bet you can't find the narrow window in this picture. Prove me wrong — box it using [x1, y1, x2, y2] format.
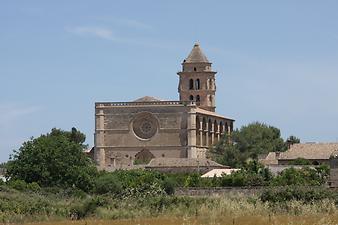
[194, 67, 197, 71]
[189, 95, 194, 101]
[189, 79, 194, 90]
[196, 95, 201, 102]
[195, 79, 200, 90]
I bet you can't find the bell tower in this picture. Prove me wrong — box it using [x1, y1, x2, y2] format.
[177, 43, 217, 112]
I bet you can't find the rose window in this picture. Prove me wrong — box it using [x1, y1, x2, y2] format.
[132, 113, 158, 140]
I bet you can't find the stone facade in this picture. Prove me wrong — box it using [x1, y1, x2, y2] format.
[94, 43, 234, 170]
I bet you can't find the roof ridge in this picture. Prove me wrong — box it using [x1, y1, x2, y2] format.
[133, 96, 162, 102]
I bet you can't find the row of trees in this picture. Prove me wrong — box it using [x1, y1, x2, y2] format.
[3, 123, 308, 193]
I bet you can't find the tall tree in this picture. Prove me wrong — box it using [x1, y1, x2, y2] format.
[286, 135, 301, 145]
[6, 128, 97, 191]
[211, 122, 286, 167]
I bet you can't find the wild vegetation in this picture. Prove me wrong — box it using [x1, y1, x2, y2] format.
[1, 183, 338, 224]
[0, 126, 334, 223]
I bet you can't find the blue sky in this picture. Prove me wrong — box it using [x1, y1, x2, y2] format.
[1, 1, 338, 162]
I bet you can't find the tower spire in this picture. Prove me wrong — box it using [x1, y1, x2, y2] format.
[177, 43, 217, 112]
[184, 43, 209, 63]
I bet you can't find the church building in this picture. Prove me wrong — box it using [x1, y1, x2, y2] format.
[94, 43, 234, 170]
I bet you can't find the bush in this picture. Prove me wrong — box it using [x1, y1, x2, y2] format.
[290, 158, 312, 165]
[184, 174, 201, 187]
[271, 167, 327, 186]
[94, 173, 122, 195]
[163, 177, 176, 195]
[26, 182, 41, 192]
[70, 196, 107, 219]
[218, 161, 272, 187]
[8, 179, 28, 191]
[260, 186, 333, 203]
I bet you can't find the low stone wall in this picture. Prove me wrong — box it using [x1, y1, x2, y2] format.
[146, 166, 224, 174]
[175, 187, 264, 197]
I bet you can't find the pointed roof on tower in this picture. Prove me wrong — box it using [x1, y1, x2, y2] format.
[184, 43, 209, 63]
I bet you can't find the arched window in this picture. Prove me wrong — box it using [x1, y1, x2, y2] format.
[194, 67, 197, 71]
[196, 95, 200, 103]
[208, 119, 212, 132]
[220, 121, 224, 134]
[208, 119, 212, 145]
[214, 120, 218, 132]
[196, 117, 200, 130]
[195, 79, 200, 90]
[189, 95, 194, 101]
[189, 79, 194, 90]
[196, 117, 201, 146]
[202, 117, 206, 131]
[202, 117, 207, 146]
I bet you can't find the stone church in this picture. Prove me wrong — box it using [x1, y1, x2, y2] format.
[94, 43, 234, 170]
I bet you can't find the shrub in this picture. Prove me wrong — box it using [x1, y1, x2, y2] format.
[26, 182, 41, 192]
[184, 174, 201, 187]
[94, 173, 122, 195]
[163, 177, 176, 195]
[218, 161, 272, 187]
[271, 167, 327, 186]
[8, 179, 27, 191]
[260, 186, 333, 203]
[70, 196, 107, 219]
[290, 158, 312, 165]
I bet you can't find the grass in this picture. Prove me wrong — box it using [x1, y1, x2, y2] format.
[19, 215, 338, 225]
[1, 185, 338, 224]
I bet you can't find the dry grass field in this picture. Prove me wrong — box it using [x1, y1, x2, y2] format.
[22, 215, 338, 225]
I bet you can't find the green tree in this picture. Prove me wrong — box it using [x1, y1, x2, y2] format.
[271, 166, 328, 186]
[6, 128, 97, 191]
[286, 135, 300, 145]
[211, 122, 286, 167]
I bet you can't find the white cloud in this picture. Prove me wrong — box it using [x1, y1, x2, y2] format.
[95, 17, 153, 30]
[66, 26, 117, 41]
[66, 25, 179, 50]
[120, 19, 153, 30]
[0, 104, 41, 126]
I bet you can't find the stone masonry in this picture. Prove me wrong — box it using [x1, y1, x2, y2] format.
[94, 43, 234, 170]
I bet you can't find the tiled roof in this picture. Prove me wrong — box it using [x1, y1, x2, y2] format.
[196, 107, 235, 121]
[146, 158, 228, 168]
[133, 96, 162, 102]
[184, 43, 209, 63]
[279, 143, 338, 160]
[259, 152, 278, 165]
